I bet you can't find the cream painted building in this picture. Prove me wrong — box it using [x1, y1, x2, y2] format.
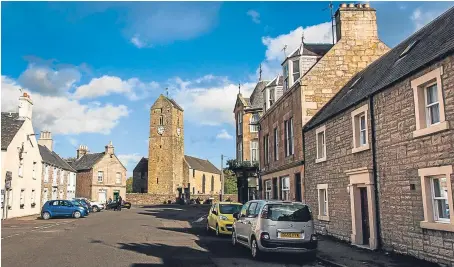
[1, 93, 42, 219]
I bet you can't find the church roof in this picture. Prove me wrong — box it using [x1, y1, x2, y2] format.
[133, 157, 148, 173]
[184, 155, 221, 174]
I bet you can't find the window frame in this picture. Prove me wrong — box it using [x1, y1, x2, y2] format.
[44, 164, 49, 183]
[351, 104, 370, 154]
[250, 140, 258, 162]
[263, 134, 269, 165]
[20, 189, 25, 207]
[424, 83, 440, 127]
[250, 113, 259, 133]
[317, 184, 330, 221]
[60, 170, 65, 184]
[315, 125, 327, 163]
[411, 66, 449, 138]
[97, 171, 104, 183]
[18, 158, 24, 177]
[280, 176, 290, 201]
[283, 63, 289, 91]
[430, 176, 450, 223]
[32, 162, 36, 179]
[274, 127, 279, 161]
[292, 59, 300, 84]
[116, 172, 122, 184]
[265, 180, 272, 200]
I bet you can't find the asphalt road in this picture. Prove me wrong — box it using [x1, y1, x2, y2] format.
[1, 205, 328, 267]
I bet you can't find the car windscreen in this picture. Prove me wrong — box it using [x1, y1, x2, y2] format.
[71, 201, 82, 207]
[265, 204, 312, 222]
[219, 204, 243, 214]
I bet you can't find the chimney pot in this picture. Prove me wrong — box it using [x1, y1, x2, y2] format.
[355, 3, 362, 8]
[340, 3, 347, 7]
[363, 3, 370, 8]
[348, 3, 355, 8]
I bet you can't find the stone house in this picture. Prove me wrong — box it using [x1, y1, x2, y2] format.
[68, 142, 127, 203]
[38, 131, 77, 205]
[132, 155, 221, 196]
[303, 7, 454, 266]
[1, 93, 42, 219]
[233, 80, 269, 201]
[259, 3, 390, 202]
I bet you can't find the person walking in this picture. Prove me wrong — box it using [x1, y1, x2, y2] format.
[117, 196, 122, 211]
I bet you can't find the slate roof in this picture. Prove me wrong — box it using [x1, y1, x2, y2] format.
[168, 98, 184, 111]
[184, 155, 221, 174]
[247, 80, 269, 109]
[70, 152, 105, 171]
[133, 157, 148, 173]
[39, 145, 76, 172]
[1, 112, 25, 150]
[265, 75, 283, 88]
[286, 43, 334, 61]
[304, 6, 454, 131]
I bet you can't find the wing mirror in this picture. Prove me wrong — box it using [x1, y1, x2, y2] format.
[212, 210, 218, 215]
[233, 212, 240, 219]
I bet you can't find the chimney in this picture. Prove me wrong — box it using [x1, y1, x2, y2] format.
[77, 145, 88, 159]
[335, 3, 378, 42]
[105, 141, 114, 155]
[38, 131, 53, 151]
[18, 92, 33, 120]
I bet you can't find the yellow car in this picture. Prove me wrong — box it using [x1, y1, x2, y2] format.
[206, 202, 243, 236]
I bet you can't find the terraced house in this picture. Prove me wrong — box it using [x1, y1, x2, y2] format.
[259, 3, 389, 201]
[38, 131, 77, 205]
[303, 7, 454, 266]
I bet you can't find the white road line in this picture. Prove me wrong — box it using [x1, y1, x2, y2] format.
[192, 215, 207, 223]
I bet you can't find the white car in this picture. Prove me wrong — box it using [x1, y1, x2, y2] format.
[74, 197, 105, 212]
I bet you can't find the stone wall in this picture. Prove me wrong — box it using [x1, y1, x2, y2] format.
[126, 193, 238, 205]
[41, 164, 69, 205]
[188, 169, 222, 195]
[374, 55, 454, 266]
[261, 165, 304, 201]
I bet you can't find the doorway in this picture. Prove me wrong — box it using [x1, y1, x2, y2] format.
[98, 190, 107, 203]
[113, 191, 120, 201]
[360, 188, 370, 245]
[295, 173, 302, 202]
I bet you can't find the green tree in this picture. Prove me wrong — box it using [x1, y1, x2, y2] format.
[126, 177, 133, 193]
[223, 169, 237, 194]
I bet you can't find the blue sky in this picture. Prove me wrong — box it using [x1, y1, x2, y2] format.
[2, 1, 453, 176]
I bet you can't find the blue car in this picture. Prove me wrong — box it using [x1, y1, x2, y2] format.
[41, 200, 89, 220]
[72, 199, 91, 213]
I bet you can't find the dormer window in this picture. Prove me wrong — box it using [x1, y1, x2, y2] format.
[269, 88, 275, 106]
[292, 59, 300, 83]
[283, 64, 289, 91]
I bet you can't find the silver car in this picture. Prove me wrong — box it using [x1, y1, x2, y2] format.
[232, 200, 317, 260]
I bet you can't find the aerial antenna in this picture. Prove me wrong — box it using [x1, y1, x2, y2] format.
[259, 64, 262, 81]
[238, 83, 241, 94]
[166, 87, 169, 97]
[323, 1, 335, 44]
[281, 45, 288, 58]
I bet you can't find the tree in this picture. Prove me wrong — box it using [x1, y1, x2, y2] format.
[126, 177, 133, 193]
[223, 169, 237, 194]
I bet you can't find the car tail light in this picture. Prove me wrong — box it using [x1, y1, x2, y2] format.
[260, 232, 270, 240]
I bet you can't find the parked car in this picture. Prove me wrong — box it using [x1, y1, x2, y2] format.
[106, 200, 131, 210]
[231, 200, 317, 260]
[41, 200, 89, 220]
[72, 199, 91, 213]
[74, 197, 104, 212]
[206, 202, 243, 236]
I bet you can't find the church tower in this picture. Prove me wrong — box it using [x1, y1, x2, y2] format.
[148, 94, 184, 196]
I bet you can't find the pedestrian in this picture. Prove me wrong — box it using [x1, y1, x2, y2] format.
[108, 198, 112, 204]
[118, 196, 122, 211]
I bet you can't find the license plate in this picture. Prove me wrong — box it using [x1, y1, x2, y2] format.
[279, 232, 301, 238]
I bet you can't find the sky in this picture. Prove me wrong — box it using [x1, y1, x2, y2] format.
[1, 1, 453, 177]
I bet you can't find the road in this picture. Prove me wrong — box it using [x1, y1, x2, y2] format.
[1, 205, 328, 267]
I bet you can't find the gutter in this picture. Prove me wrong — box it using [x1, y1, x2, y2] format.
[369, 96, 382, 249]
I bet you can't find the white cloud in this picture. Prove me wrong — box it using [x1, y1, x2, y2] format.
[258, 22, 333, 80]
[18, 64, 81, 95]
[216, 129, 233, 140]
[411, 8, 444, 30]
[130, 35, 147, 48]
[1, 76, 129, 135]
[67, 137, 78, 147]
[73, 75, 160, 100]
[171, 75, 255, 126]
[247, 10, 261, 24]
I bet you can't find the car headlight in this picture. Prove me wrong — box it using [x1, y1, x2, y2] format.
[219, 215, 228, 221]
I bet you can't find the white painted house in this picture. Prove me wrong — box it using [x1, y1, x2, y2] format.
[1, 93, 42, 219]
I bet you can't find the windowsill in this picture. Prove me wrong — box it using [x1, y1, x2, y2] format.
[413, 121, 449, 138]
[420, 221, 454, 232]
[352, 143, 370, 154]
[318, 215, 330, 221]
[315, 157, 326, 163]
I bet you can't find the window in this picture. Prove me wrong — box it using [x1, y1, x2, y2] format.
[42, 188, 48, 204]
[157, 178, 159, 184]
[284, 118, 294, 157]
[265, 180, 272, 200]
[292, 59, 300, 83]
[411, 66, 449, 138]
[274, 128, 279, 161]
[211, 175, 214, 192]
[316, 125, 326, 163]
[263, 134, 269, 164]
[237, 112, 243, 136]
[250, 141, 258, 162]
[44, 165, 49, 183]
[247, 202, 258, 216]
[280, 177, 290, 200]
[116, 172, 121, 184]
[60, 170, 65, 184]
[283, 63, 289, 91]
[250, 113, 259, 132]
[32, 162, 36, 179]
[31, 189, 35, 205]
[269, 88, 275, 107]
[97, 171, 104, 183]
[351, 104, 370, 153]
[193, 169, 195, 178]
[18, 159, 24, 177]
[20, 189, 25, 208]
[192, 187, 195, 195]
[202, 174, 206, 194]
[419, 165, 454, 232]
[53, 167, 57, 183]
[159, 115, 164, 125]
[317, 184, 329, 221]
[237, 142, 243, 162]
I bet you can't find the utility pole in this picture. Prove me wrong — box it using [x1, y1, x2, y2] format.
[220, 154, 225, 201]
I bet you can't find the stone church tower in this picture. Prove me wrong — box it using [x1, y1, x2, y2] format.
[148, 95, 184, 196]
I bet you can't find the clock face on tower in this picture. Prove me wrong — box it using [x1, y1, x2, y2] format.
[157, 126, 164, 135]
[177, 128, 181, 136]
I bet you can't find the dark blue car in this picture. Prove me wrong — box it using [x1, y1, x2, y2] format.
[41, 200, 89, 220]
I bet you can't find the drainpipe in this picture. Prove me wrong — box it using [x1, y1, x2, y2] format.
[302, 128, 306, 204]
[369, 96, 382, 249]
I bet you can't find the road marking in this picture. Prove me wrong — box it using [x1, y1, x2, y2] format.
[192, 215, 207, 223]
[1, 221, 72, 240]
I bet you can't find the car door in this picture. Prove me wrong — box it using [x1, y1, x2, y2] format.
[49, 200, 61, 216]
[60, 200, 72, 217]
[235, 202, 250, 242]
[243, 202, 259, 242]
[208, 203, 217, 229]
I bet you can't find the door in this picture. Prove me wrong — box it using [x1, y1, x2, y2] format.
[207, 204, 217, 229]
[60, 200, 72, 217]
[272, 178, 278, 199]
[98, 190, 107, 203]
[242, 202, 258, 242]
[360, 188, 370, 245]
[235, 202, 250, 242]
[113, 191, 120, 201]
[295, 173, 302, 202]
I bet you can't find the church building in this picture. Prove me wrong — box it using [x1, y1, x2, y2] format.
[132, 95, 221, 200]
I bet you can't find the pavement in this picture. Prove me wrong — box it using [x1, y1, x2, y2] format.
[1, 205, 327, 267]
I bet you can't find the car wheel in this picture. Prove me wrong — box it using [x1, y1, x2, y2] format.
[231, 230, 237, 247]
[127, 206, 131, 209]
[93, 206, 100, 212]
[42, 212, 51, 220]
[251, 238, 262, 260]
[215, 224, 220, 236]
[73, 211, 81, 219]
